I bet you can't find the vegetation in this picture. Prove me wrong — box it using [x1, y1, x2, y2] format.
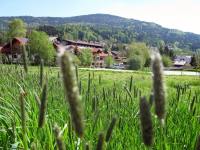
[1, 14, 200, 51]
[0, 64, 199, 149]
[28, 30, 56, 65]
[105, 55, 114, 68]
[162, 55, 172, 67]
[78, 48, 93, 66]
[127, 42, 150, 68]
[190, 54, 198, 67]
[128, 55, 143, 70]
[7, 19, 26, 40]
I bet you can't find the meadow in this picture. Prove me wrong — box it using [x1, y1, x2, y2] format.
[0, 63, 199, 149]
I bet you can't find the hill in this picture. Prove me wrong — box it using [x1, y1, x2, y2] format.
[1, 14, 200, 50]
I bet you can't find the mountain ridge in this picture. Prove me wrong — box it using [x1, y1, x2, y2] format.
[0, 14, 200, 50]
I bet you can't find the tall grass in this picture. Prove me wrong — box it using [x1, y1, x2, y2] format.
[0, 64, 199, 149]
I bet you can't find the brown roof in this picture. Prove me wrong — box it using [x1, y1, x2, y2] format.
[1, 37, 28, 54]
[14, 37, 28, 45]
[91, 48, 103, 53]
[98, 52, 108, 57]
[64, 39, 103, 48]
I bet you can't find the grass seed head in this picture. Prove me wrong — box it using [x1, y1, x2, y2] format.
[106, 116, 117, 142]
[96, 132, 105, 150]
[19, 88, 26, 134]
[140, 96, 153, 147]
[38, 80, 48, 128]
[53, 124, 66, 150]
[40, 59, 44, 87]
[85, 142, 91, 150]
[60, 51, 84, 138]
[196, 134, 200, 150]
[22, 45, 28, 73]
[151, 52, 166, 121]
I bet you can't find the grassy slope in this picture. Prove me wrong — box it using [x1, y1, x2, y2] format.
[0, 65, 199, 149]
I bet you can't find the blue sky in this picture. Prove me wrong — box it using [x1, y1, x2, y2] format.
[1, 0, 200, 34]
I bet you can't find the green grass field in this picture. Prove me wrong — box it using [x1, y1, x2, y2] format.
[0, 64, 199, 149]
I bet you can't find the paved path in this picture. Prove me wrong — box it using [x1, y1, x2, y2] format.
[79, 68, 200, 76]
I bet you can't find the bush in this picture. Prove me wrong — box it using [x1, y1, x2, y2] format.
[72, 54, 81, 66]
[0, 54, 9, 64]
[127, 42, 150, 67]
[162, 55, 172, 67]
[105, 55, 114, 68]
[78, 48, 93, 66]
[144, 57, 151, 67]
[128, 55, 143, 70]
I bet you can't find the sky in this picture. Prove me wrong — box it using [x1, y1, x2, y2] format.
[1, 0, 200, 34]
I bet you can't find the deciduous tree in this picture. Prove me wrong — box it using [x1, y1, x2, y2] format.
[28, 30, 55, 64]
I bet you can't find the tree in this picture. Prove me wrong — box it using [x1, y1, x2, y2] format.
[162, 55, 172, 67]
[28, 30, 55, 64]
[78, 48, 93, 66]
[0, 31, 7, 45]
[128, 55, 143, 70]
[105, 55, 114, 68]
[7, 19, 26, 40]
[38, 25, 58, 36]
[127, 42, 150, 67]
[190, 54, 198, 67]
[158, 40, 165, 55]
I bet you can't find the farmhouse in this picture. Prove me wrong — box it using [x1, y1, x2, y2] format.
[1, 37, 28, 54]
[54, 38, 110, 67]
[0, 36, 126, 68]
[173, 55, 192, 67]
[0, 37, 28, 62]
[61, 39, 103, 49]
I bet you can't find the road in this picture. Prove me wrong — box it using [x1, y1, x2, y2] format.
[79, 68, 200, 76]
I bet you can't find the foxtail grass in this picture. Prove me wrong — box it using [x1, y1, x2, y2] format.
[53, 124, 66, 150]
[34, 92, 41, 108]
[19, 88, 28, 150]
[38, 80, 48, 128]
[39, 59, 44, 87]
[60, 51, 84, 138]
[152, 52, 166, 122]
[106, 117, 117, 142]
[85, 142, 91, 150]
[96, 132, 105, 150]
[22, 45, 28, 73]
[196, 134, 200, 150]
[139, 96, 153, 147]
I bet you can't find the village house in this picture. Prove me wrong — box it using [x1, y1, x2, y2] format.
[0, 37, 28, 63]
[173, 55, 192, 67]
[0, 36, 126, 68]
[53, 38, 127, 68]
[54, 38, 110, 67]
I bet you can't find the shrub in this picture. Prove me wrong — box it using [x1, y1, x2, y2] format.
[162, 55, 172, 67]
[127, 42, 150, 67]
[105, 55, 114, 68]
[72, 54, 81, 66]
[128, 55, 143, 70]
[78, 48, 93, 66]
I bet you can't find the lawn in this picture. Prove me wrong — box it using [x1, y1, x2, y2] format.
[0, 64, 199, 149]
